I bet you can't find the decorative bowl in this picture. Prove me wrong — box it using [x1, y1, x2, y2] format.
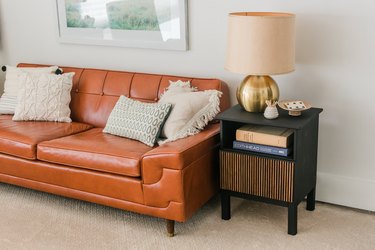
[278, 100, 312, 116]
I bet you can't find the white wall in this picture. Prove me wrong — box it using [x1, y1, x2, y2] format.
[0, 0, 374, 211]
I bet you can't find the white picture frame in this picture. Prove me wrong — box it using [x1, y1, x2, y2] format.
[56, 0, 188, 50]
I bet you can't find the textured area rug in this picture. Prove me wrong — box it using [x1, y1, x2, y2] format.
[0, 183, 374, 250]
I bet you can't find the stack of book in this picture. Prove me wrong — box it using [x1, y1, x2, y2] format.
[233, 125, 294, 157]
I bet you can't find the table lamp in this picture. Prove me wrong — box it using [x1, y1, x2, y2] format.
[225, 12, 296, 112]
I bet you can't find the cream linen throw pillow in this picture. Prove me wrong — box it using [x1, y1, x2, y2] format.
[12, 72, 75, 122]
[0, 65, 58, 114]
[159, 85, 222, 143]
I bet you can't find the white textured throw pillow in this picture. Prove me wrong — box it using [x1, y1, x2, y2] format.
[103, 96, 172, 147]
[165, 80, 195, 94]
[159, 88, 222, 143]
[12, 72, 75, 122]
[0, 65, 58, 114]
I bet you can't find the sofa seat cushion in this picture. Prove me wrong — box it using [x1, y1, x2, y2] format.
[37, 128, 153, 177]
[0, 115, 92, 160]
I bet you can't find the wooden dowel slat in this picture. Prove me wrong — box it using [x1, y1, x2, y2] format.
[220, 151, 294, 202]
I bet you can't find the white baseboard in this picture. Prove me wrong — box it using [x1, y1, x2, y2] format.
[316, 172, 375, 212]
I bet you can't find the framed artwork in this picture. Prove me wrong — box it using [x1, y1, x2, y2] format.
[56, 0, 188, 50]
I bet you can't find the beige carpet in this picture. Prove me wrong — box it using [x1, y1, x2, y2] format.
[0, 183, 374, 250]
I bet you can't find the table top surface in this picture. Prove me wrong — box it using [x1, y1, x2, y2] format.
[217, 105, 323, 129]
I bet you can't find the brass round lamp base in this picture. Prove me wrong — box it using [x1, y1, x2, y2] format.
[236, 75, 280, 112]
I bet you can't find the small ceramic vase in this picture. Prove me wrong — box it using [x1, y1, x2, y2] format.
[264, 100, 279, 119]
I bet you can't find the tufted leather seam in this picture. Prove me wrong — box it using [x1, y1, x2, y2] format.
[155, 75, 163, 101]
[94, 71, 109, 111]
[128, 73, 136, 98]
[100, 71, 109, 95]
[75, 68, 84, 92]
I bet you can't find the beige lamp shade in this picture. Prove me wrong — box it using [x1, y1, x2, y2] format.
[225, 12, 296, 75]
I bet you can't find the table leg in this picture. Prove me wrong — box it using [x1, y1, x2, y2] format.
[221, 191, 231, 220]
[306, 188, 316, 211]
[288, 204, 298, 235]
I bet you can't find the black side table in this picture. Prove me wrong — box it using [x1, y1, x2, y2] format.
[217, 105, 323, 235]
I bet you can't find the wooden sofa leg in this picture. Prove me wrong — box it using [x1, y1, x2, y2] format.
[166, 219, 175, 237]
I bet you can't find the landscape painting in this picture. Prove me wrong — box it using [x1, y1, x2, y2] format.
[56, 0, 188, 50]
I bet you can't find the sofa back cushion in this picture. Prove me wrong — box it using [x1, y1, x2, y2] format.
[17, 64, 230, 128]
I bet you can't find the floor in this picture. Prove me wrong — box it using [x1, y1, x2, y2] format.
[0, 183, 374, 250]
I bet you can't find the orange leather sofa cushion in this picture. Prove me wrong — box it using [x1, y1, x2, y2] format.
[0, 115, 92, 160]
[38, 128, 153, 177]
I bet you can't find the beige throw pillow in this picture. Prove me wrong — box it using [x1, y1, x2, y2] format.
[163, 80, 195, 94]
[0, 65, 58, 114]
[159, 88, 222, 143]
[12, 72, 75, 122]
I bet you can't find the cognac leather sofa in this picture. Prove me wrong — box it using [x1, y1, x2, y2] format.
[0, 63, 229, 236]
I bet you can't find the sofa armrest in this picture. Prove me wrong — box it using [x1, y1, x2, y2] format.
[141, 123, 220, 221]
[142, 123, 220, 184]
